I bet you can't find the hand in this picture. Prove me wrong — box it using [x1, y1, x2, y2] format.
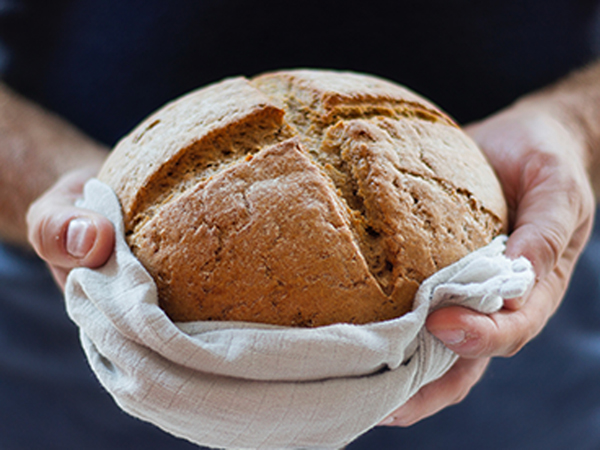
[379, 100, 596, 427]
[26, 166, 115, 290]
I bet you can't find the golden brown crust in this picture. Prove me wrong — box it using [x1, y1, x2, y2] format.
[98, 78, 295, 234]
[98, 69, 508, 327]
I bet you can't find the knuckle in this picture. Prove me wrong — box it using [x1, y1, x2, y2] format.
[471, 314, 534, 359]
[536, 224, 566, 270]
[521, 147, 562, 185]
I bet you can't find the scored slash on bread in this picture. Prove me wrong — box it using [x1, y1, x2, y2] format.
[98, 69, 507, 327]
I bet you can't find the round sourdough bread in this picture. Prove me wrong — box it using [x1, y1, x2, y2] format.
[98, 69, 507, 327]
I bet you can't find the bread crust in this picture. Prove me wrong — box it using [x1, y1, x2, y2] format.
[98, 69, 507, 327]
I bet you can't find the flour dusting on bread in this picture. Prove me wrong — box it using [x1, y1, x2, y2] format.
[98, 69, 507, 327]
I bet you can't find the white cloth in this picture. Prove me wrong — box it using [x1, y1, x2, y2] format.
[65, 179, 535, 450]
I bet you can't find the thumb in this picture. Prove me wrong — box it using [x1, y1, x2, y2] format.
[26, 170, 114, 286]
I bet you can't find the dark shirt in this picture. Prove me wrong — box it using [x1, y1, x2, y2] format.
[1, 0, 599, 144]
[0, 1, 599, 449]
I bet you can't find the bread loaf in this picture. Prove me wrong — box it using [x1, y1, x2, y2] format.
[98, 69, 507, 327]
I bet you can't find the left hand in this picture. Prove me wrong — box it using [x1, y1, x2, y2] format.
[27, 165, 115, 290]
[379, 98, 596, 427]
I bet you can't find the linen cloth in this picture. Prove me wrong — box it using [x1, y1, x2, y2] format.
[65, 179, 535, 450]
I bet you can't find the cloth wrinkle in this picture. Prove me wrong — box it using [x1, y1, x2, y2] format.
[65, 179, 535, 450]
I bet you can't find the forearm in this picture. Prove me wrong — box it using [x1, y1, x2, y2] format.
[515, 60, 600, 198]
[0, 83, 109, 246]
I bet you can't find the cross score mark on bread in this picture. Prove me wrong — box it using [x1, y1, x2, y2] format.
[98, 70, 507, 327]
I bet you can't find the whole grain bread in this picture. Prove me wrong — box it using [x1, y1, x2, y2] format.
[98, 69, 507, 327]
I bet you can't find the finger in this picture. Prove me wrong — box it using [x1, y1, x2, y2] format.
[26, 173, 114, 272]
[427, 256, 572, 359]
[28, 203, 114, 270]
[507, 187, 594, 278]
[427, 305, 530, 358]
[467, 110, 594, 281]
[378, 357, 490, 427]
[427, 217, 590, 359]
[457, 108, 595, 360]
[506, 150, 587, 271]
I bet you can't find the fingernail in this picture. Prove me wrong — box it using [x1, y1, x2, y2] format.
[432, 329, 466, 346]
[66, 217, 96, 258]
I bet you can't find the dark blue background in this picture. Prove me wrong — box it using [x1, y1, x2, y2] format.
[0, 1, 599, 448]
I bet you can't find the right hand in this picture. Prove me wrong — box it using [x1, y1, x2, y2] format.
[26, 166, 115, 290]
[378, 96, 596, 428]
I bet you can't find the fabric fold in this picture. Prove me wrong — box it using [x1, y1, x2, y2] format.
[65, 179, 535, 450]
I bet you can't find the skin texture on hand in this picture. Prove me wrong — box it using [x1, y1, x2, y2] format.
[26, 167, 115, 289]
[379, 92, 597, 427]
